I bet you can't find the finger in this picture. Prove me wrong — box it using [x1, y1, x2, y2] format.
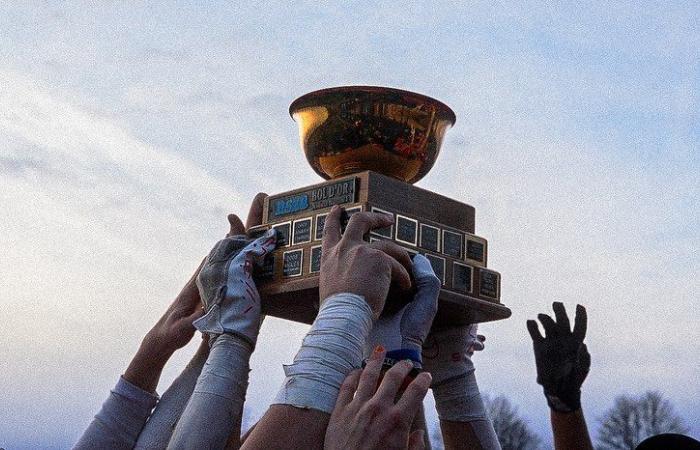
[355, 346, 386, 401]
[387, 254, 412, 291]
[335, 369, 361, 409]
[343, 211, 393, 243]
[408, 430, 426, 450]
[227, 214, 246, 237]
[537, 313, 558, 338]
[552, 302, 571, 334]
[374, 360, 414, 403]
[526, 320, 543, 342]
[394, 371, 431, 416]
[573, 304, 588, 343]
[246, 192, 267, 230]
[322, 205, 342, 252]
[578, 343, 591, 371]
[369, 239, 412, 278]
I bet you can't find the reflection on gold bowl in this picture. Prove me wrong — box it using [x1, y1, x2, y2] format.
[289, 86, 456, 184]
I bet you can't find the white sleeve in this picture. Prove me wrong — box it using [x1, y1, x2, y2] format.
[73, 377, 159, 450]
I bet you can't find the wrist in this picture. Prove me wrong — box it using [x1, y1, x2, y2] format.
[139, 332, 177, 364]
[123, 344, 170, 394]
[431, 371, 488, 422]
[545, 390, 582, 413]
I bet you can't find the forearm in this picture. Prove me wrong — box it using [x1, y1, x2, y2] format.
[433, 373, 500, 450]
[73, 377, 159, 450]
[123, 336, 174, 395]
[551, 409, 593, 450]
[135, 339, 209, 449]
[168, 334, 252, 450]
[243, 293, 373, 450]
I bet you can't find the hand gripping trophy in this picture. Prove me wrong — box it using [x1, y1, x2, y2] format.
[249, 86, 511, 326]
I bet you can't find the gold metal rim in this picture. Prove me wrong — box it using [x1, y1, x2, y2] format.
[289, 85, 457, 125]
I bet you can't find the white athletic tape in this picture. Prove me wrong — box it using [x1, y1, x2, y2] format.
[273, 293, 373, 414]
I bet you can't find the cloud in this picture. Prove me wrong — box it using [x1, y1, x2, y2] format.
[1, 2, 699, 445]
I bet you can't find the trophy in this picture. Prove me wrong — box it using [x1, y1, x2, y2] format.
[250, 86, 511, 326]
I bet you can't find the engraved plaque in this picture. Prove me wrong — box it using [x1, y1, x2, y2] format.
[315, 214, 327, 241]
[268, 177, 357, 221]
[479, 269, 499, 299]
[442, 230, 463, 259]
[425, 254, 445, 285]
[293, 218, 312, 245]
[370, 207, 393, 238]
[283, 249, 303, 277]
[453, 262, 472, 294]
[420, 224, 440, 253]
[273, 222, 291, 247]
[310, 245, 322, 273]
[466, 238, 485, 264]
[396, 215, 418, 246]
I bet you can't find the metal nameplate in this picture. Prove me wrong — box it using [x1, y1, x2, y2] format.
[268, 177, 358, 221]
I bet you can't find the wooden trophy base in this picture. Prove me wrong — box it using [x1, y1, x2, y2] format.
[250, 171, 511, 326]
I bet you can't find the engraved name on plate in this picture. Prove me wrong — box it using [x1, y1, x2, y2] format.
[442, 230, 463, 259]
[419, 224, 440, 253]
[273, 222, 291, 247]
[310, 245, 322, 273]
[283, 249, 303, 277]
[315, 213, 327, 241]
[452, 262, 473, 294]
[479, 269, 499, 299]
[268, 178, 358, 221]
[292, 218, 312, 245]
[396, 215, 418, 246]
[466, 235, 486, 265]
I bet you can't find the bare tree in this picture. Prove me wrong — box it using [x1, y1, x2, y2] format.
[428, 396, 541, 450]
[597, 391, 688, 450]
[486, 395, 542, 450]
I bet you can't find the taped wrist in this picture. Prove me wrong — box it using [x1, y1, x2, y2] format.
[432, 371, 489, 422]
[193, 333, 252, 403]
[273, 293, 373, 414]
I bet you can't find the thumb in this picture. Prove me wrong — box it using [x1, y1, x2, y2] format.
[402, 255, 439, 346]
[408, 429, 426, 450]
[227, 214, 246, 237]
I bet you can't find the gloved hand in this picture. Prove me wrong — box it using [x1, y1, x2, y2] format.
[421, 324, 485, 386]
[526, 302, 590, 413]
[422, 324, 490, 426]
[364, 254, 441, 367]
[193, 228, 277, 348]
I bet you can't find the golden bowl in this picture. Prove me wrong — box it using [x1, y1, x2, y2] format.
[290, 86, 456, 184]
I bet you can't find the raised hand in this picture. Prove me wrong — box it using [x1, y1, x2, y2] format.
[365, 254, 440, 366]
[527, 302, 591, 413]
[194, 215, 277, 348]
[325, 348, 431, 450]
[319, 205, 411, 318]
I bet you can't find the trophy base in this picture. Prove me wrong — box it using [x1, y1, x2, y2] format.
[253, 170, 511, 326]
[260, 277, 511, 326]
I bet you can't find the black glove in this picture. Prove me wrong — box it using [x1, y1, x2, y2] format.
[526, 302, 590, 413]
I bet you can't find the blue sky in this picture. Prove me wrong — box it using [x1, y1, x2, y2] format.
[1, 2, 698, 448]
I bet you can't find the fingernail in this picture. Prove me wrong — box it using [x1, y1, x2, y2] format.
[331, 205, 339, 212]
[372, 345, 385, 359]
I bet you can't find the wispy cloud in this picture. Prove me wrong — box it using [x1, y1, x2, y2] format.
[1, 2, 698, 446]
